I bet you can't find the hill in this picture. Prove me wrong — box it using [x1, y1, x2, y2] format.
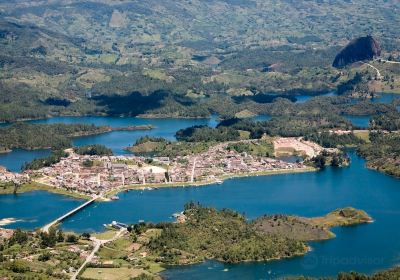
[333, 36, 382, 68]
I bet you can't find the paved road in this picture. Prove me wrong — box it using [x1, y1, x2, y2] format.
[71, 228, 126, 280]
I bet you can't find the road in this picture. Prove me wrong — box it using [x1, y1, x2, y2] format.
[190, 157, 197, 183]
[379, 59, 400, 65]
[71, 227, 126, 280]
[363, 62, 382, 80]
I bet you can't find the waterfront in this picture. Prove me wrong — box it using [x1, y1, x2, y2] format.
[1, 152, 400, 278]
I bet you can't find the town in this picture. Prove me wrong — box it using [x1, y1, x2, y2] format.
[1, 138, 324, 198]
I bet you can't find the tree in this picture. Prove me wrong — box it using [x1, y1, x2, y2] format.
[8, 229, 28, 246]
[82, 159, 94, 168]
[38, 252, 51, 262]
[57, 230, 65, 242]
[66, 234, 78, 243]
[40, 227, 57, 248]
[81, 232, 91, 240]
[312, 155, 326, 169]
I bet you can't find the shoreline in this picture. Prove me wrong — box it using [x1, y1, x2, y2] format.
[161, 246, 310, 269]
[0, 113, 217, 124]
[104, 167, 317, 198]
[0, 125, 155, 154]
[0, 182, 91, 200]
[1, 167, 316, 200]
[0, 149, 12, 154]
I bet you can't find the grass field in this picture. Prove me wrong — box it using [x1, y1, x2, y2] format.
[81, 267, 148, 280]
[92, 230, 118, 241]
[354, 130, 370, 142]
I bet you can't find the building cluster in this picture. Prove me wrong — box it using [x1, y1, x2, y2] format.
[0, 228, 14, 243]
[26, 155, 168, 195]
[0, 166, 28, 184]
[169, 141, 306, 183]
[25, 141, 308, 196]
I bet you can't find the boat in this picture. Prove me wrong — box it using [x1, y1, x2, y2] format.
[110, 195, 120, 200]
[216, 179, 223, 185]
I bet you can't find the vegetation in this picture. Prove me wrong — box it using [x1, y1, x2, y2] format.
[0, 227, 86, 279]
[218, 116, 352, 139]
[253, 207, 372, 242]
[175, 125, 240, 142]
[23, 150, 69, 170]
[0, 1, 398, 121]
[289, 266, 400, 280]
[0, 123, 112, 151]
[226, 139, 274, 157]
[146, 204, 370, 265]
[0, 182, 90, 199]
[148, 204, 307, 264]
[358, 132, 400, 177]
[74, 144, 113, 156]
[370, 112, 400, 131]
[128, 136, 212, 157]
[305, 132, 364, 148]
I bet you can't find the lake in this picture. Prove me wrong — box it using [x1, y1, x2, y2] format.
[1, 152, 400, 278]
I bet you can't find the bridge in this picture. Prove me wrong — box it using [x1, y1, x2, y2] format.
[42, 196, 98, 233]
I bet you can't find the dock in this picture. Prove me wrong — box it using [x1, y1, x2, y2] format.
[41, 196, 98, 233]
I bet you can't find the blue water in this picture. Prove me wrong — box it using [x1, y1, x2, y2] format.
[370, 93, 400, 104]
[343, 115, 370, 128]
[295, 91, 337, 103]
[0, 149, 51, 172]
[0, 116, 218, 171]
[1, 152, 400, 278]
[0, 191, 83, 229]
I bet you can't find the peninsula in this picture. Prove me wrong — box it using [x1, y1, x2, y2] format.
[0, 137, 344, 199]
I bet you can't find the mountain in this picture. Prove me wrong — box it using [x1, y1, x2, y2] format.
[332, 36, 382, 68]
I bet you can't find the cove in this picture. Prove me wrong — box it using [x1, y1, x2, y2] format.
[0, 149, 51, 172]
[0, 116, 218, 171]
[1, 152, 400, 278]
